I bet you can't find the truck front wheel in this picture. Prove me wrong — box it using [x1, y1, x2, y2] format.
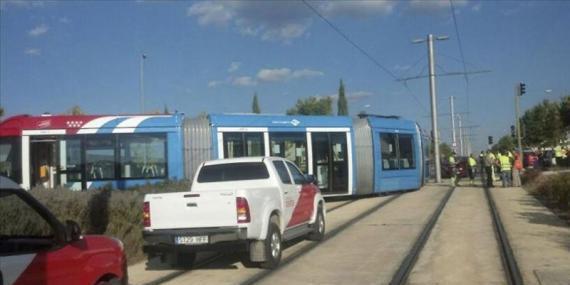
[260, 222, 282, 269]
[307, 206, 325, 241]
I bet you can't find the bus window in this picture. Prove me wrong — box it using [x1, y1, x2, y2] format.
[119, 134, 167, 179]
[85, 136, 115, 180]
[0, 137, 22, 184]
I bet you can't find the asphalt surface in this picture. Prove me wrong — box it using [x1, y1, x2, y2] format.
[128, 183, 570, 285]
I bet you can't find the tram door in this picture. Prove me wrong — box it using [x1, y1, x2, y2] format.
[311, 132, 348, 195]
[30, 138, 57, 188]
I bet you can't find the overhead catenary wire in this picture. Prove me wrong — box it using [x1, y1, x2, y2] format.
[301, 0, 428, 114]
[449, 0, 472, 148]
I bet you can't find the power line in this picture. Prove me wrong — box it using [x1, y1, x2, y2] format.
[449, 0, 469, 87]
[301, 0, 428, 113]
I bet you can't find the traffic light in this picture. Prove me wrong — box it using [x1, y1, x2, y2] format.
[510, 125, 516, 138]
[488, 136, 493, 145]
[519, 82, 526, 96]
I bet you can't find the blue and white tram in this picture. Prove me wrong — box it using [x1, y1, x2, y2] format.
[182, 113, 426, 196]
[1, 112, 428, 196]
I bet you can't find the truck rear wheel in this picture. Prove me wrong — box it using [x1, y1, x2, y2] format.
[260, 222, 282, 269]
[167, 252, 196, 269]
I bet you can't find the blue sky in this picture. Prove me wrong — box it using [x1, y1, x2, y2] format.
[1, 0, 569, 152]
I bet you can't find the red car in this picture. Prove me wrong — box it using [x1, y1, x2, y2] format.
[441, 156, 468, 178]
[0, 177, 127, 285]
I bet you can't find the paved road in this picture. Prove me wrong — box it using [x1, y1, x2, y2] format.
[128, 184, 570, 285]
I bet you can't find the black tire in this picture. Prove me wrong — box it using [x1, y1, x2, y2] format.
[307, 207, 325, 241]
[260, 222, 282, 269]
[167, 252, 196, 269]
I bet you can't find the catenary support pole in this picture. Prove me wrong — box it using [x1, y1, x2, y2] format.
[428, 34, 442, 183]
[450, 96, 457, 153]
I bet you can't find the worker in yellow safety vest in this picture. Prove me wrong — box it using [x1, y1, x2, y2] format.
[468, 154, 477, 185]
[554, 146, 563, 166]
[448, 152, 459, 186]
[499, 150, 513, 188]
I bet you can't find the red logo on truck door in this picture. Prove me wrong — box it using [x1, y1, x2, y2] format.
[286, 184, 318, 227]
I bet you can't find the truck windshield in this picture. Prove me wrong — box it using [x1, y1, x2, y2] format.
[197, 162, 269, 183]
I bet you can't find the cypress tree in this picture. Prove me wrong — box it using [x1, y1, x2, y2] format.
[252, 93, 261, 114]
[337, 79, 348, 115]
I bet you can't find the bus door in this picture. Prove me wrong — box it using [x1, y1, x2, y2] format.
[311, 132, 349, 195]
[30, 137, 57, 188]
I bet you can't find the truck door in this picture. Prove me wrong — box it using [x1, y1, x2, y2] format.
[286, 161, 315, 226]
[271, 160, 299, 228]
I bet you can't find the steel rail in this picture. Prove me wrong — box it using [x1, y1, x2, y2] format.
[389, 186, 456, 285]
[484, 186, 524, 285]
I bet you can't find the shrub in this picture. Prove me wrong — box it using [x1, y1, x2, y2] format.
[550, 173, 570, 210]
[521, 169, 542, 185]
[17, 180, 192, 265]
[526, 172, 570, 211]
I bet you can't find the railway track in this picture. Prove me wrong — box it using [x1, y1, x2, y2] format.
[389, 185, 523, 285]
[484, 186, 524, 285]
[140, 194, 388, 285]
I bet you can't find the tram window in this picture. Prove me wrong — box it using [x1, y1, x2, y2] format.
[273, 160, 292, 184]
[223, 133, 244, 158]
[286, 161, 305, 185]
[398, 134, 415, 169]
[245, 133, 264, 156]
[59, 138, 82, 182]
[223, 132, 264, 158]
[269, 133, 307, 173]
[85, 136, 115, 180]
[0, 137, 22, 184]
[380, 133, 399, 170]
[119, 134, 167, 179]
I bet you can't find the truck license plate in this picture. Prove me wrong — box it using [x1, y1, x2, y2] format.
[175, 235, 209, 245]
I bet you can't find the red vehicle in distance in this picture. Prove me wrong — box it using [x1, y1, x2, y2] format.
[0, 177, 127, 285]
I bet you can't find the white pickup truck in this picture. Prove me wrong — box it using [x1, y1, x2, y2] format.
[142, 157, 326, 269]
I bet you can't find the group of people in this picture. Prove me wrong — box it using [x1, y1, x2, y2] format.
[447, 149, 524, 188]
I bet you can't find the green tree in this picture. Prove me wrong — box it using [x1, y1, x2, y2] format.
[67, 105, 84, 115]
[439, 142, 453, 159]
[491, 135, 515, 153]
[521, 100, 563, 147]
[337, 79, 348, 116]
[286, 97, 332, 116]
[0, 106, 4, 118]
[561, 95, 570, 130]
[252, 93, 261, 114]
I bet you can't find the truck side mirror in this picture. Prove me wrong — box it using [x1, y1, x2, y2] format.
[304, 174, 316, 184]
[65, 220, 82, 242]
